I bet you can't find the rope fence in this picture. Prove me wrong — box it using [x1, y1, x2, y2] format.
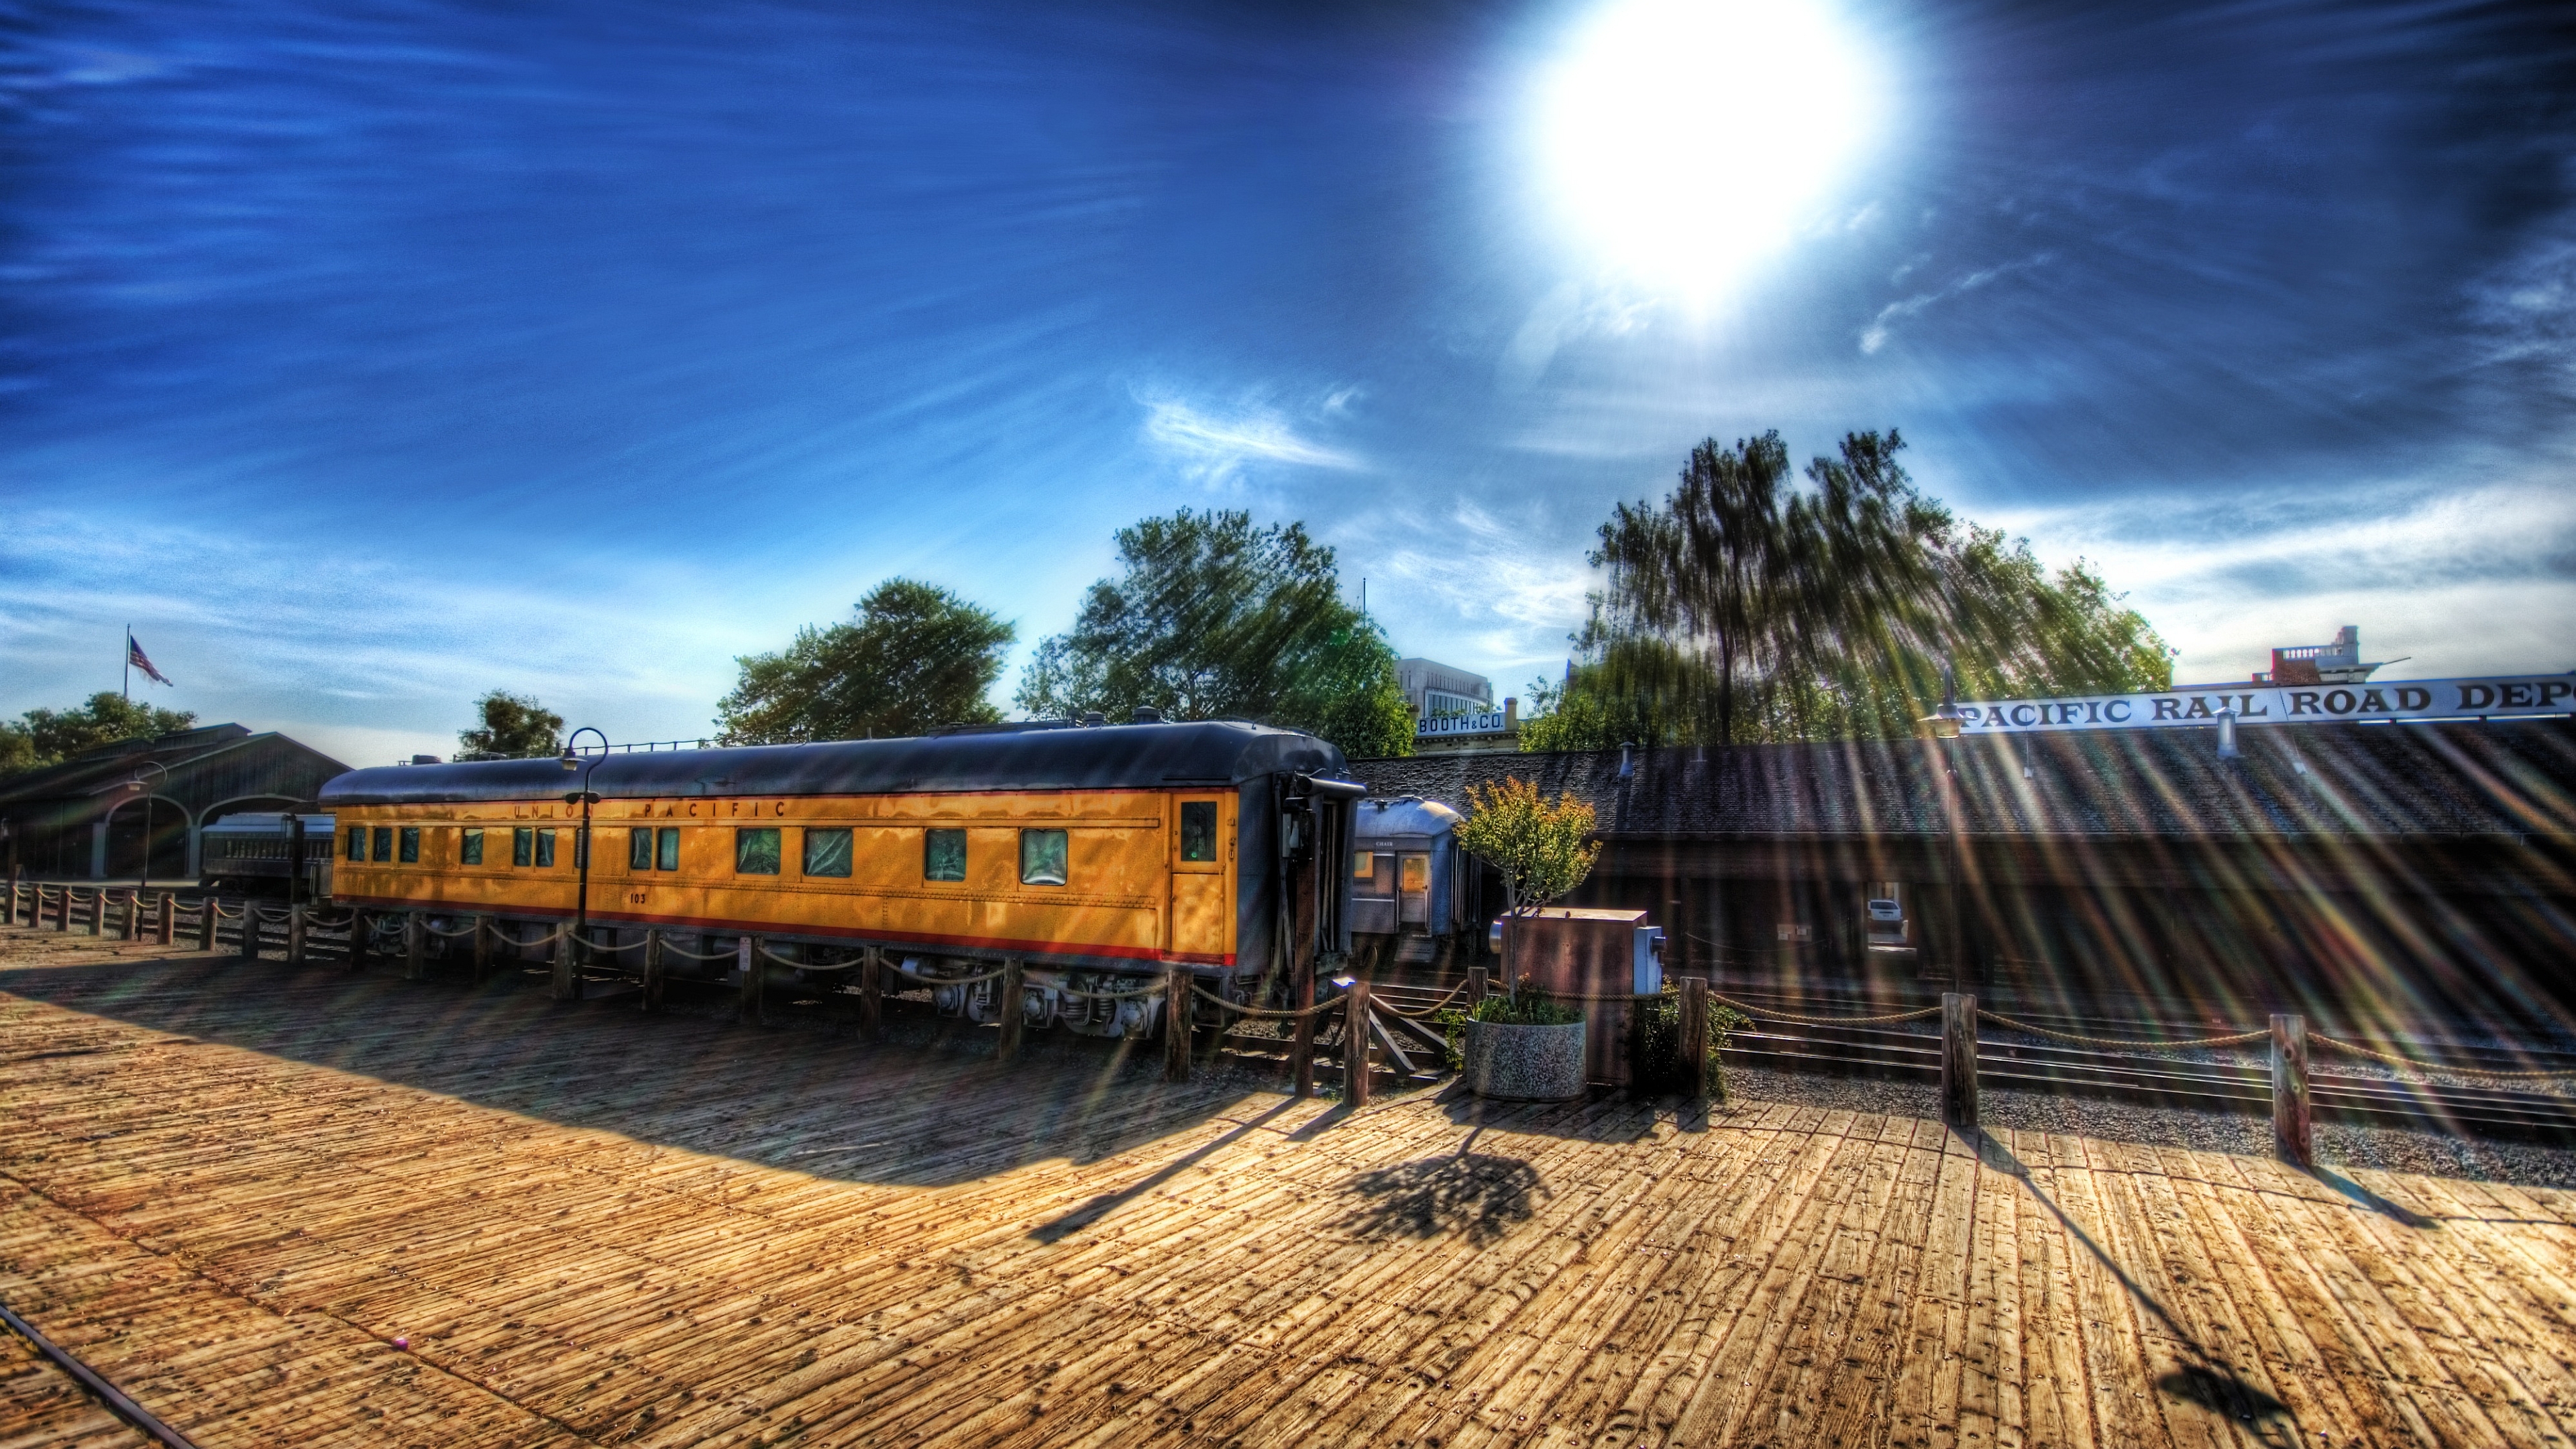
[2312, 1032, 2576, 1081]
[1977, 1007, 2270, 1053]
[1709, 989, 1943, 1027]
[660, 940, 739, 961]
[1190, 983, 1346, 1018]
[1373, 979, 1470, 1018]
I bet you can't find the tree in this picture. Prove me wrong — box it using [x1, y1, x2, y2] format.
[716, 579, 1014, 745]
[458, 691, 564, 759]
[1452, 776, 1601, 987]
[1527, 429, 2170, 749]
[1013, 509, 1413, 758]
[0, 693, 197, 776]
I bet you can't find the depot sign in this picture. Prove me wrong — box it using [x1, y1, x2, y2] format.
[1958, 674, 2576, 735]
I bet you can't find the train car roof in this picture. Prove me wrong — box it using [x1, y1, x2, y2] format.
[318, 720, 1356, 807]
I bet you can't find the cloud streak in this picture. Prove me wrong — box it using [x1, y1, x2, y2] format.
[1136, 392, 1362, 484]
[1860, 254, 2051, 354]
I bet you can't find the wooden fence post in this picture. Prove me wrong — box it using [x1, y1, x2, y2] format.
[738, 936, 763, 1025]
[1467, 965, 1488, 1008]
[641, 928, 665, 1012]
[1682, 976, 1710, 1104]
[859, 947, 883, 1041]
[156, 893, 173, 945]
[2271, 1013, 2311, 1165]
[237, 904, 258, 961]
[1290, 967, 1318, 1099]
[123, 891, 142, 942]
[1163, 967, 1191, 1083]
[3, 866, 16, 926]
[349, 910, 370, 969]
[196, 898, 216, 952]
[88, 891, 105, 936]
[1345, 979, 1373, 1108]
[287, 904, 307, 967]
[1941, 992, 1978, 1130]
[552, 922, 579, 1001]
[997, 957, 1025, 1061]
[404, 911, 424, 981]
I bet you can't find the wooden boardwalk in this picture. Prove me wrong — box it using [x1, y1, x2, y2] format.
[0, 927, 2571, 1447]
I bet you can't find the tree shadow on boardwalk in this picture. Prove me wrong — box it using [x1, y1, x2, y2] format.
[0, 945, 1265, 1190]
[1334, 1129, 1545, 1245]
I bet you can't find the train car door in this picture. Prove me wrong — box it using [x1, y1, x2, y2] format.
[1397, 852, 1432, 926]
[1170, 796, 1229, 961]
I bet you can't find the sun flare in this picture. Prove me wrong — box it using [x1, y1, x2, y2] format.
[1532, 0, 1887, 297]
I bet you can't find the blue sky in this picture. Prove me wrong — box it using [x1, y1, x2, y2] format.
[5, 0, 2572, 767]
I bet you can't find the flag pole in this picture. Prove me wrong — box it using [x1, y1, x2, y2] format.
[123, 626, 131, 702]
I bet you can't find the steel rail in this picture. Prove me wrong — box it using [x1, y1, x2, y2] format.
[0, 1299, 201, 1448]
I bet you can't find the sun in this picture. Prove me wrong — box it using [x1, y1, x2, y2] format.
[1531, 0, 1888, 298]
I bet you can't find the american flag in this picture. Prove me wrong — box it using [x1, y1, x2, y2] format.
[127, 632, 174, 688]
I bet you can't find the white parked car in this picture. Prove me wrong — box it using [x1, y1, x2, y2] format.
[1866, 898, 1908, 947]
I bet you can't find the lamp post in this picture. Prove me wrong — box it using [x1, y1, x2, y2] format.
[125, 759, 170, 895]
[560, 727, 608, 977]
[1917, 663, 1969, 994]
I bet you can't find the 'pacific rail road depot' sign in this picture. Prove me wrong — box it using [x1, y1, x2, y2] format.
[1959, 674, 2576, 735]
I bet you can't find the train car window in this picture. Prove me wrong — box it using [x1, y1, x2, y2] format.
[535, 829, 556, 868]
[513, 826, 533, 867]
[804, 828, 853, 877]
[372, 826, 393, 863]
[1020, 828, 1068, 887]
[924, 828, 965, 882]
[1353, 849, 1373, 879]
[399, 827, 420, 863]
[347, 827, 365, 862]
[1179, 802, 1218, 862]
[1399, 854, 1429, 892]
[461, 828, 484, 866]
[736, 827, 781, 875]
[629, 828, 652, 870]
[656, 826, 680, 871]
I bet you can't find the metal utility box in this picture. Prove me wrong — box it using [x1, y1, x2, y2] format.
[1492, 907, 1666, 1085]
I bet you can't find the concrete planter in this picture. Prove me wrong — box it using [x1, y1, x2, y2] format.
[1462, 1018, 1588, 1102]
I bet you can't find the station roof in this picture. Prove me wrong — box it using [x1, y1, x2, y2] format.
[319, 720, 1353, 806]
[1355, 718, 2576, 842]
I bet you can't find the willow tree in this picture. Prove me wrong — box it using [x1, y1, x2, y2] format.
[1529, 429, 2169, 748]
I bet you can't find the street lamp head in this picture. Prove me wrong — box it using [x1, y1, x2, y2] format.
[560, 747, 580, 771]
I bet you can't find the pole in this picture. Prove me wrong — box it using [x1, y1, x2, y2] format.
[859, 946, 883, 1040]
[1163, 966, 1191, 1083]
[196, 896, 215, 952]
[997, 957, 1024, 1061]
[1290, 961, 1318, 1099]
[471, 914, 491, 983]
[1941, 992, 1978, 1130]
[156, 892, 172, 946]
[286, 904, 307, 967]
[1682, 976, 1709, 1104]
[1344, 979, 1373, 1107]
[404, 910, 423, 981]
[123, 625, 130, 702]
[573, 790, 593, 980]
[642, 928, 664, 1013]
[2271, 1013, 2311, 1165]
[738, 935, 761, 1025]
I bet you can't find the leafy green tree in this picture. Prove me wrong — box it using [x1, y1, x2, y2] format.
[458, 691, 564, 759]
[1014, 509, 1413, 757]
[1453, 776, 1600, 986]
[0, 693, 197, 775]
[717, 579, 1014, 744]
[1526, 429, 2169, 749]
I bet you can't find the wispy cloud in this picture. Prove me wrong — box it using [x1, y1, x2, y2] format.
[1987, 464, 2576, 682]
[1860, 254, 2051, 354]
[1136, 390, 1362, 484]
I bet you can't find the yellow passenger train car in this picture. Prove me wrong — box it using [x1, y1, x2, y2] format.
[317, 719, 1361, 1037]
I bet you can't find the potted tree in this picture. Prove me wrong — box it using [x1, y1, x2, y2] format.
[1452, 777, 1600, 1102]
